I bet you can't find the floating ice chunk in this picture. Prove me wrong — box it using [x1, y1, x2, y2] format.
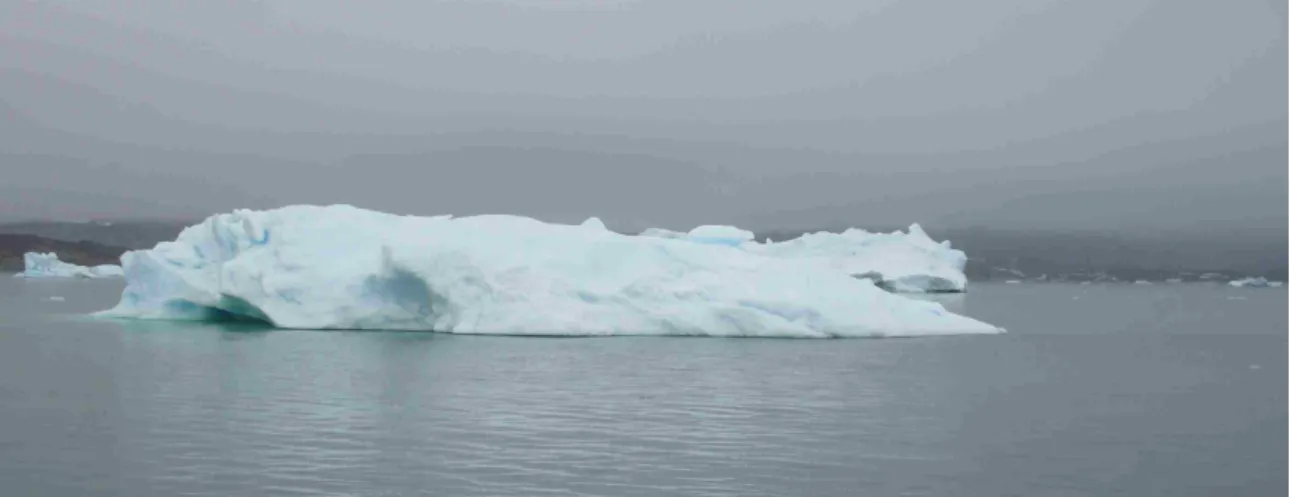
[14, 252, 123, 279]
[97, 205, 1002, 338]
[1229, 277, 1277, 288]
[88, 265, 125, 277]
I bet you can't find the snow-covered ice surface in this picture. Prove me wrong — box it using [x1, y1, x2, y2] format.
[13, 252, 124, 279]
[1228, 277, 1283, 288]
[639, 226, 755, 247]
[640, 223, 969, 293]
[97, 205, 1002, 337]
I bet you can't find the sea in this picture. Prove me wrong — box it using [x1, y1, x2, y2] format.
[0, 277, 1284, 497]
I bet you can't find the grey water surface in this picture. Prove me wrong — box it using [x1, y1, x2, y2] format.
[0, 278, 1284, 497]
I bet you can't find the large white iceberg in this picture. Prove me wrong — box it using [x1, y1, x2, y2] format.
[14, 252, 124, 279]
[638, 224, 967, 293]
[97, 205, 1001, 337]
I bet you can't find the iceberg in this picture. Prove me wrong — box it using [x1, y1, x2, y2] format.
[97, 205, 1002, 337]
[1228, 277, 1282, 288]
[14, 252, 124, 279]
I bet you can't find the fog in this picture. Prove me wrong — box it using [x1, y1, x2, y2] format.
[1, 0, 1285, 237]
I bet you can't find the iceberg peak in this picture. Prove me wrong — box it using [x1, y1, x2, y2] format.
[684, 225, 755, 247]
[579, 217, 608, 231]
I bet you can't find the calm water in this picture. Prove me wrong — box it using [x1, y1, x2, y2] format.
[0, 278, 1284, 497]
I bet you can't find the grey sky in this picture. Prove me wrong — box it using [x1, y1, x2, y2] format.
[1, 0, 1285, 236]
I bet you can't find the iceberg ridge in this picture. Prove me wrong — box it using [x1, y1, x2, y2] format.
[638, 224, 967, 293]
[746, 223, 968, 293]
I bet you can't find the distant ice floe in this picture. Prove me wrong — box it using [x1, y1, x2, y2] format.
[14, 252, 123, 279]
[1228, 277, 1284, 288]
[96, 205, 1002, 338]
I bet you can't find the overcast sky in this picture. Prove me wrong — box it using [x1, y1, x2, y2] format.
[1, 0, 1285, 236]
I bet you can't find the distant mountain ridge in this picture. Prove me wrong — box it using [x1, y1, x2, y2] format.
[0, 234, 127, 271]
[0, 220, 189, 250]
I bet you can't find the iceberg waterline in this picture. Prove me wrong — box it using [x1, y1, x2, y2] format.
[15, 252, 124, 279]
[96, 205, 1001, 337]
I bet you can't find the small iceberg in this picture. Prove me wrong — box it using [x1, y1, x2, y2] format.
[1228, 277, 1283, 288]
[13, 252, 123, 279]
[97, 205, 1002, 338]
